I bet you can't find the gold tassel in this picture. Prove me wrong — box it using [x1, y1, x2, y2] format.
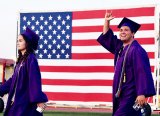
[123, 73, 126, 83]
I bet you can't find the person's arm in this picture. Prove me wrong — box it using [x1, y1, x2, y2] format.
[103, 10, 114, 35]
[133, 47, 156, 106]
[27, 55, 48, 103]
[97, 11, 122, 54]
[0, 77, 12, 97]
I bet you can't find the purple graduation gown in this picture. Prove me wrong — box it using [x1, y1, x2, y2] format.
[97, 29, 156, 116]
[0, 53, 48, 116]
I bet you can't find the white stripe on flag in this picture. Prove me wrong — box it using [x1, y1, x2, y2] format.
[41, 72, 155, 80]
[39, 59, 156, 66]
[73, 16, 155, 26]
[48, 100, 112, 106]
[72, 45, 156, 53]
[42, 85, 112, 93]
[41, 72, 114, 80]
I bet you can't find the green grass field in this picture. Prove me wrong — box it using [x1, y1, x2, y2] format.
[0, 111, 159, 116]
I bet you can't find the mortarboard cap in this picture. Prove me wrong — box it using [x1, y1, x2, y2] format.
[0, 98, 4, 113]
[21, 27, 39, 50]
[141, 103, 151, 116]
[118, 17, 141, 33]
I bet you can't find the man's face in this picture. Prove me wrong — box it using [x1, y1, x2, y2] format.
[119, 26, 134, 43]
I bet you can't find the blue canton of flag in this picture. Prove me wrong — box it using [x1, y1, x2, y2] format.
[20, 12, 72, 59]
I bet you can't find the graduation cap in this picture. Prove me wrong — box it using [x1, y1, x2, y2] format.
[133, 103, 151, 116]
[21, 27, 39, 50]
[0, 98, 4, 113]
[141, 103, 151, 116]
[118, 17, 141, 33]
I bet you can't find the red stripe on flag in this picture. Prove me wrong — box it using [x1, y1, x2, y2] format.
[73, 26, 103, 33]
[136, 38, 155, 44]
[72, 53, 114, 59]
[72, 39, 99, 46]
[45, 92, 112, 102]
[42, 79, 113, 86]
[151, 66, 155, 72]
[40, 66, 154, 72]
[40, 66, 114, 72]
[146, 97, 153, 103]
[72, 38, 155, 46]
[73, 7, 154, 19]
[72, 24, 154, 33]
[72, 52, 154, 59]
[147, 52, 155, 59]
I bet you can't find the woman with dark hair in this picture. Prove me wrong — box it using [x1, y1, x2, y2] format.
[0, 27, 48, 116]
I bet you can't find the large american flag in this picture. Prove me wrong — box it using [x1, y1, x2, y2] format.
[20, 6, 156, 106]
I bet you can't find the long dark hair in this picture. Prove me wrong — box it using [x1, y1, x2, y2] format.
[16, 34, 35, 64]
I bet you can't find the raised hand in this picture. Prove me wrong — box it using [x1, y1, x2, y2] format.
[103, 10, 115, 34]
[105, 10, 115, 21]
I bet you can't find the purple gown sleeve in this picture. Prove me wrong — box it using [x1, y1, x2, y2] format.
[97, 28, 123, 54]
[28, 55, 48, 103]
[0, 77, 12, 97]
[133, 47, 156, 97]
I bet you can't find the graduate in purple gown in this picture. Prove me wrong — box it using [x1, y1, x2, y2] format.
[0, 27, 48, 116]
[97, 11, 156, 116]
